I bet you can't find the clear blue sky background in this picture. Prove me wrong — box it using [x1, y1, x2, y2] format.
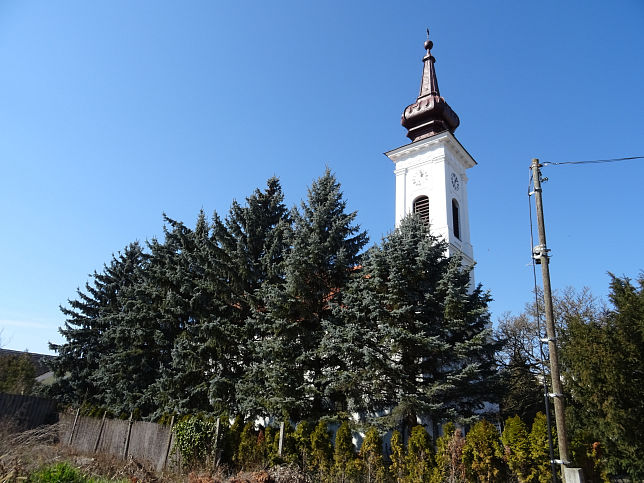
[1, 1, 643, 354]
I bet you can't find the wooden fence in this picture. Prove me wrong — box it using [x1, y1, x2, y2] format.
[60, 412, 178, 472]
[0, 392, 58, 430]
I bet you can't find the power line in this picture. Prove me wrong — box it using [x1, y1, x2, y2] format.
[542, 155, 644, 167]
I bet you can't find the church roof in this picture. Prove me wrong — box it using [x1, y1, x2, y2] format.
[401, 31, 460, 142]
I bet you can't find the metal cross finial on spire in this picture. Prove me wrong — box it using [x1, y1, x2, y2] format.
[426, 28, 430, 39]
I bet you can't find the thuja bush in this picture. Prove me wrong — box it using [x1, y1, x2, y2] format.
[528, 412, 557, 483]
[462, 419, 507, 482]
[359, 427, 386, 483]
[236, 421, 262, 470]
[406, 425, 434, 483]
[501, 415, 531, 482]
[333, 421, 361, 482]
[310, 420, 333, 473]
[294, 420, 313, 469]
[389, 430, 406, 482]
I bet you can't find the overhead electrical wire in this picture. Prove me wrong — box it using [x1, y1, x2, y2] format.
[540, 155, 644, 167]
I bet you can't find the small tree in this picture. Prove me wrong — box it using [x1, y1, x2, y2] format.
[334, 421, 361, 482]
[406, 425, 434, 482]
[432, 422, 455, 483]
[528, 412, 556, 483]
[294, 420, 313, 470]
[360, 427, 386, 483]
[310, 420, 333, 473]
[501, 415, 531, 482]
[236, 421, 261, 469]
[389, 430, 406, 483]
[462, 419, 506, 482]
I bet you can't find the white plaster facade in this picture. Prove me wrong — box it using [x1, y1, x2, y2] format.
[385, 130, 476, 268]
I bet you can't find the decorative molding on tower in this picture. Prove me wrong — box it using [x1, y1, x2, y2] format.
[401, 30, 460, 142]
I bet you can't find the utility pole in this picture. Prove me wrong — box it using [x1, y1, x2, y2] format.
[531, 158, 571, 478]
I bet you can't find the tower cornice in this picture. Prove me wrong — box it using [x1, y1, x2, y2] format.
[385, 131, 476, 169]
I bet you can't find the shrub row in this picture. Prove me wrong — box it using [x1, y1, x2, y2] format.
[172, 412, 575, 482]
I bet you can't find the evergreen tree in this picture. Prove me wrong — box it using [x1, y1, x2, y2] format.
[405, 425, 435, 483]
[94, 218, 199, 417]
[560, 274, 644, 480]
[257, 169, 367, 419]
[152, 211, 241, 416]
[501, 415, 531, 482]
[330, 215, 497, 429]
[462, 419, 506, 483]
[528, 412, 556, 483]
[49, 242, 145, 407]
[359, 427, 386, 483]
[389, 430, 406, 483]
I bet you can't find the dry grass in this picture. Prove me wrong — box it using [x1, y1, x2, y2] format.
[0, 421, 308, 482]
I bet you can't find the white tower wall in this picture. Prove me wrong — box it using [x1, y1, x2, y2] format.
[386, 131, 476, 268]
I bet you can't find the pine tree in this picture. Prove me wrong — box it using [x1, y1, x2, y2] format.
[49, 242, 145, 407]
[94, 218, 199, 417]
[560, 274, 644, 480]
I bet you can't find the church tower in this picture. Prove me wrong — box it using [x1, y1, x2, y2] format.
[385, 33, 475, 268]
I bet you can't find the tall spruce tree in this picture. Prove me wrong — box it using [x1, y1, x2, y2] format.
[48, 242, 145, 407]
[255, 169, 367, 419]
[95, 216, 198, 417]
[327, 215, 497, 430]
[155, 179, 291, 418]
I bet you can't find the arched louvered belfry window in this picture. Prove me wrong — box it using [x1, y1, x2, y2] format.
[452, 198, 461, 239]
[413, 195, 430, 226]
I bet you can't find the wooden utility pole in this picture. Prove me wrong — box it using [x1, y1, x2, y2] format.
[531, 158, 571, 476]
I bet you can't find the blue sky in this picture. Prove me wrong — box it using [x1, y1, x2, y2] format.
[1, 1, 643, 354]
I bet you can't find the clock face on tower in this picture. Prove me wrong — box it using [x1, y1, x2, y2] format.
[451, 172, 460, 191]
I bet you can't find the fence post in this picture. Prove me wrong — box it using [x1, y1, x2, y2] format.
[278, 421, 285, 457]
[68, 408, 80, 446]
[163, 414, 175, 470]
[93, 411, 107, 453]
[123, 412, 134, 459]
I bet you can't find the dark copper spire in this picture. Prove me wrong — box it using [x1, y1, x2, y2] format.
[401, 31, 460, 142]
